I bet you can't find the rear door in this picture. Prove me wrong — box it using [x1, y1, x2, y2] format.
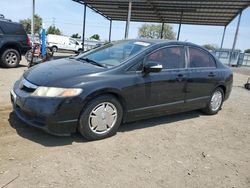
[186, 46, 219, 106]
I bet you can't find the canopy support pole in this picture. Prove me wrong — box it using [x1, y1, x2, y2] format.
[125, 0, 132, 39]
[31, 0, 35, 43]
[229, 11, 242, 66]
[160, 23, 164, 39]
[109, 19, 112, 42]
[82, 3, 86, 51]
[220, 26, 226, 49]
[177, 11, 183, 41]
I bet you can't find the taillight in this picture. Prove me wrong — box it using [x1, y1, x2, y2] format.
[27, 36, 31, 46]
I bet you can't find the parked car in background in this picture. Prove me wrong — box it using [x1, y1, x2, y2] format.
[47, 34, 82, 53]
[0, 15, 30, 68]
[11, 39, 233, 140]
[212, 48, 250, 67]
[77, 38, 104, 51]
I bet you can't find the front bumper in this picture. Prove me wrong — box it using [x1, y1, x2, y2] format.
[10, 81, 83, 136]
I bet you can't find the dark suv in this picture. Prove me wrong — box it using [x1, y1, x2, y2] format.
[0, 15, 30, 68]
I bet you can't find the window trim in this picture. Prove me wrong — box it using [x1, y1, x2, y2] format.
[126, 44, 187, 73]
[187, 46, 217, 69]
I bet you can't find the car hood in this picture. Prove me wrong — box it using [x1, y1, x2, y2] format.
[23, 58, 105, 87]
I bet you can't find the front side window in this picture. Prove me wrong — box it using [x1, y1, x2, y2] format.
[76, 40, 152, 67]
[189, 47, 216, 68]
[145, 46, 185, 69]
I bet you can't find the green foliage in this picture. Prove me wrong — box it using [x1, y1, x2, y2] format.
[138, 23, 176, 40]
[244, 49, 250, 53]
[202, 44, 218, 50]
[90, 34, 100, 40]
[71, 33, 81, 39]
[19, 14, 42, 34]
[46, 26, 62, 35]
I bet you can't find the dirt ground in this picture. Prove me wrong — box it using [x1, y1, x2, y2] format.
[0, 55, 250, 188]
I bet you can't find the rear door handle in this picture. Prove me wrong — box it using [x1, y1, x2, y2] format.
[208, 72, 216, 77]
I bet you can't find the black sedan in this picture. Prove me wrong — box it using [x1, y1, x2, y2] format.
[11, 40, 233, 140]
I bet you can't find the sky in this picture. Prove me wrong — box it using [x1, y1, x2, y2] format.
[1, 0, 250, 51]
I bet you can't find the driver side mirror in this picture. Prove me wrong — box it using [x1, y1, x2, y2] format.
[143, 60, 163, 74]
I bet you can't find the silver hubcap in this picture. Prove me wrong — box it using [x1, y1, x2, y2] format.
[88, 102, 117, 134]
[210, 91, 222, 111]
[6, 52, 17, 65]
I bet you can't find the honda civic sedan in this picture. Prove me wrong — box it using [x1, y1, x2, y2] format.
[11, 39, 233, 140]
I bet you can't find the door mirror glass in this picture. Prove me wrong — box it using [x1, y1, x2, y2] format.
[143, 61, 162, 74]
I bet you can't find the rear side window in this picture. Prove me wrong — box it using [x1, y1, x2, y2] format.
[146, 46, 185, 69]
[0, 22, 26, 35]
[189, 47, 216, 68]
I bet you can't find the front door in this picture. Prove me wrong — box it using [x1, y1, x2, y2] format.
[124, 45, 187, 119]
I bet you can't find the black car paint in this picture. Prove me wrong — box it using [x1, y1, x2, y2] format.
[0, 20, 30, 58]
[11, 40, 233, 135]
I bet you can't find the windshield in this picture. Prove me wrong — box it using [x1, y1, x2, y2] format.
[76, 40, 152, 67]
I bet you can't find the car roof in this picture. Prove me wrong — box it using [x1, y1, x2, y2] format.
[118, 39, 201, 48]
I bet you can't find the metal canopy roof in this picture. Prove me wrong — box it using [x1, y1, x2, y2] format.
[73, 0, 250, 26]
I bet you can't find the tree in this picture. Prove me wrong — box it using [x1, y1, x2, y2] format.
[19, 14, 42, 34]
[202, 44, 218, 50]
[71, 33, 81, 39]
[46, 25, 62, 35]
[90, 34, 100, 40]
[244, 49, 250, 53]
[138, 23, 176, 40]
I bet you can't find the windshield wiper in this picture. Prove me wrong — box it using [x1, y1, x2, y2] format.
[78, 57, 106, 68]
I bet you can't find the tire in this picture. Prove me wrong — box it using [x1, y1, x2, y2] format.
[0, 48, 20, 68]
[245, 83, 250, 90]
[78, 94, 123, 140]
[202, 87, 224, 115]
[25, 50, 33, 62]
[52, 46, 58, 52]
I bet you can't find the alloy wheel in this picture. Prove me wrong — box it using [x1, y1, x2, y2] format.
[5, 52, 18, 65]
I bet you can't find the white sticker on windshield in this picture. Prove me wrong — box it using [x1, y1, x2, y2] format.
[134, 41, 151, 47]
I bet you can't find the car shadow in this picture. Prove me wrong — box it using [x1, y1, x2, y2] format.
[8, 112, 87, 147]
[119, 110, 201, 132]
[8, 110, 202, 147]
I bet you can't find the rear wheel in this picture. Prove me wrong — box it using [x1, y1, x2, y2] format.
[78, 95, 123, 140]
[1, 49, 20, 68]
[51, 46, 58, 52]
[202, 87, 224, 115]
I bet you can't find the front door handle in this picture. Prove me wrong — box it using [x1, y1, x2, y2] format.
[176, 74, 184, 81]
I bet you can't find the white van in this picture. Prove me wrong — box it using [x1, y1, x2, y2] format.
[47, 34, 82, 52]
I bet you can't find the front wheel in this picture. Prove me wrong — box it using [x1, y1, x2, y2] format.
[78, 95, 123, 140]
[202, 88, 224, 115]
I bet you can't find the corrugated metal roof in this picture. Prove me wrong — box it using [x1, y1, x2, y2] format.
[73, 0, 250, 26]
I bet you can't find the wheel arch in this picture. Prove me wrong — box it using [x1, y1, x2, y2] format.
[215, 84, 226, 96]
[0, 42, 21, 57]
[80, 88, 128, 120]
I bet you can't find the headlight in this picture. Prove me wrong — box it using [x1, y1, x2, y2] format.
[32, 87, 82, 97]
